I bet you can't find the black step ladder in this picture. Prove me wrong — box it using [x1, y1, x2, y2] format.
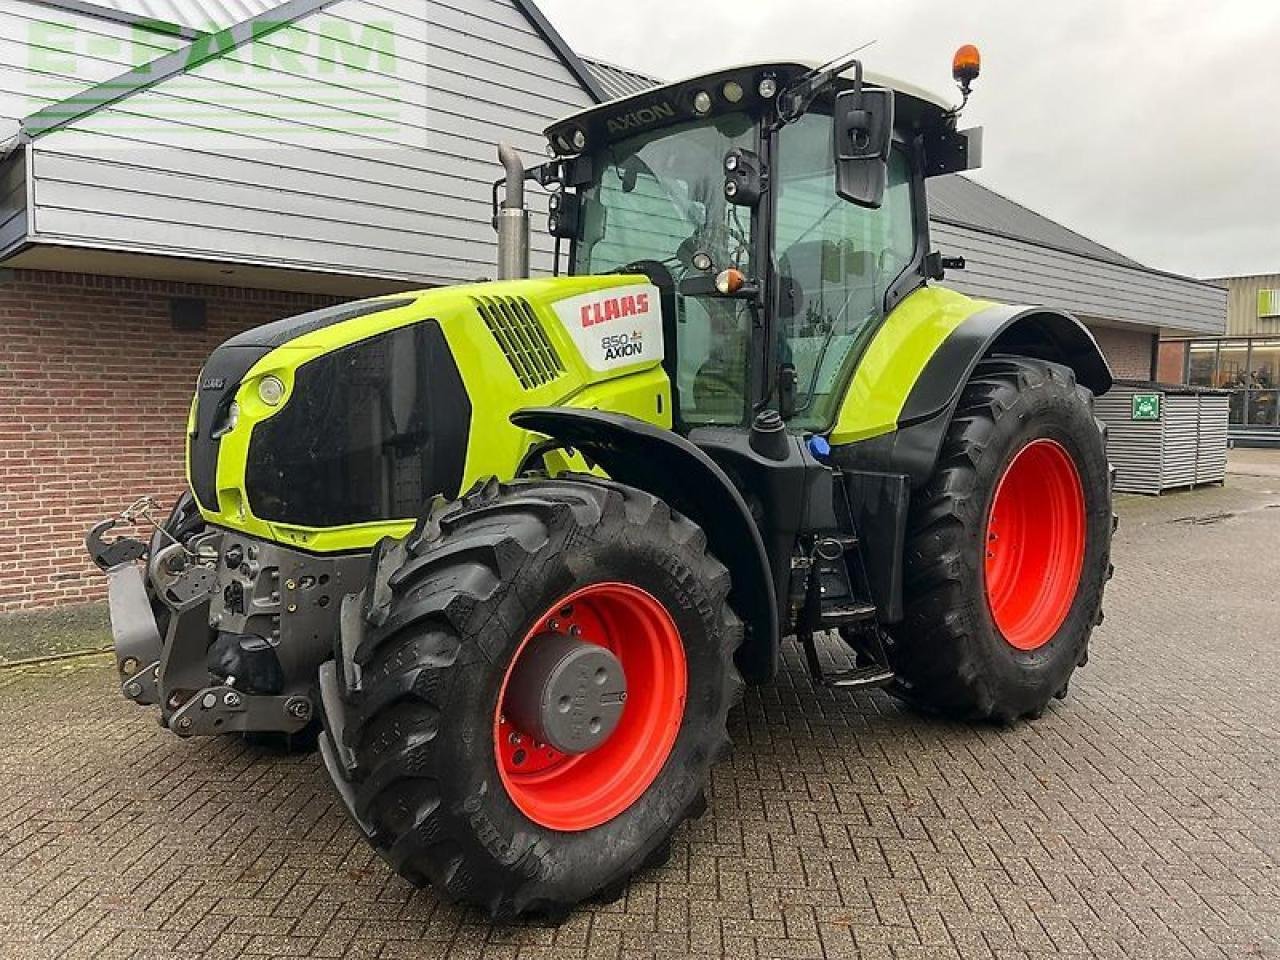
[798, 534, 895, 691]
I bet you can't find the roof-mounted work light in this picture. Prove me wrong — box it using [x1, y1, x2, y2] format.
[952, 44, 981, 98]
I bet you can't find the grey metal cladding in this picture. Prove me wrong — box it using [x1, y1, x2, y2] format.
[512, 0, 606, 102]
[0, 147, 29, 256]
[22, 0, 598, 284]
[21, 0, 333, 137]
[0, 1, 187, 126]
[930, 221, 1227, 336]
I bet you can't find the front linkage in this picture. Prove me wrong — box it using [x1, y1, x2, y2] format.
[85, 495, 360, 739]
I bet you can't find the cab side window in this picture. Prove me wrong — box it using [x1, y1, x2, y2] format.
[775, 113, 916, 428]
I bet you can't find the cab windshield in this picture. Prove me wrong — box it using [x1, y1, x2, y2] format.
[570, 108, 917, 431]
[573, 113, 756, 279]
[574, 113, 758, 426]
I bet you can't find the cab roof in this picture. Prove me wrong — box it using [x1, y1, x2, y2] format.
[546, 60, 959, 153]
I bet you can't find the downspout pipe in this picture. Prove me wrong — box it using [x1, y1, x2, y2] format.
[496, 143, 530, 280]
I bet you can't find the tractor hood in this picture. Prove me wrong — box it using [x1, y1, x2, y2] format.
[187, 275, 671, 553]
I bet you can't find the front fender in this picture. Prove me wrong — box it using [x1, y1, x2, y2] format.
[511, 408, 779, 684]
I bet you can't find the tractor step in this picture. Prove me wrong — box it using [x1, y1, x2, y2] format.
[818, 602, 878, 628]
[798, 629, 895, 691]
[822, 665, 896, 690]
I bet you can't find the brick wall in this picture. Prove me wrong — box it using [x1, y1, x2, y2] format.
[1091, 325, 1157, 381]
[1157, 340, 1189, 383]
[0, 270, 337, 612]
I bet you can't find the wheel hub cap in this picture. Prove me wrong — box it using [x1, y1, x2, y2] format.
[494, 582, 687, 832]
[502, 633, 627, 755]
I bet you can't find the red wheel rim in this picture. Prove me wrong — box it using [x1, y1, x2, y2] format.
[494, 583, 687, 832]
[984, 439, 1087, 651]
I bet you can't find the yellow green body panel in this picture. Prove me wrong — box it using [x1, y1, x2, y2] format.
[829, 285, 992, 446]
[193, 275, 671, 554]
[192, 271, 996, 553]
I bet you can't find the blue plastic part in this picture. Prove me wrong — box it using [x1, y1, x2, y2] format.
[808, 435, 832, 460]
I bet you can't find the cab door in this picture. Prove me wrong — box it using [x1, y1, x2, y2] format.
[772, 113, 919, 431]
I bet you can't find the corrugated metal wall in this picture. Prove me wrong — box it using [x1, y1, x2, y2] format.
[1162, 396, 1199, 487]
[1197, 396, 1229, 481]
[932, 220, 1226, 336]
[23, 0, 595, 284]
[1097, 388, 1165, 495]
[1212, 273, 1280, 336]
[1097, 383, 1229, 494]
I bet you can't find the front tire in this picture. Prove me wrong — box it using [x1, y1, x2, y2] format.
[888, 357, 1113, 722]
[320, 477, 742, 918]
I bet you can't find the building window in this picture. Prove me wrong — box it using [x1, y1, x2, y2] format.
[1217, 342, 1249, 388]
[1250, 340, 1280, 388]
[1247, 339, 1280, 428]
[1180, 338, 1280, 429]
[1187, 343, 1217, 387]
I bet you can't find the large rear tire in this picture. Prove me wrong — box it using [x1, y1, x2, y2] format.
[887, 357, 1112, 722]
[319, 477, 742, 919]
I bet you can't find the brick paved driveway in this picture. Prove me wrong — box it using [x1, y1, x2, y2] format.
[1, 478, 1277, 960]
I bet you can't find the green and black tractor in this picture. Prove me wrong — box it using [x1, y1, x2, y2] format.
[87, 49, 1114, 917]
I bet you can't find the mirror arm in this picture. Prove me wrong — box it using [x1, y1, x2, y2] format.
[776, 57, 864, 127]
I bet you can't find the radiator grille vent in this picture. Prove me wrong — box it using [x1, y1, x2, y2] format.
[474, 296, 565, 390]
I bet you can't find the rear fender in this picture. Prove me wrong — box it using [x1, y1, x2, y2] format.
[835, 305, 1113, 488]
[510, 408, 780, 684]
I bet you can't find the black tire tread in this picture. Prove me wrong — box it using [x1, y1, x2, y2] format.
[327, 475, 743, 919]
[888, 356, 1113, 723]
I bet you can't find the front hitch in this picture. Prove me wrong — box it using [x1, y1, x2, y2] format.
[84, 496, 207, 709]
[85, 517, 149, 571]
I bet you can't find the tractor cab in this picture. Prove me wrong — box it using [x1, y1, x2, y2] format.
[535, 59, 983, 433]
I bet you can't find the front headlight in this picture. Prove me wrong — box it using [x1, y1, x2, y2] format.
[258, 376, 286, 407]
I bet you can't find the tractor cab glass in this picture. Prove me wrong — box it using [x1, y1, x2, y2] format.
[774, 114, 915, 430]
[567, 77, 919, 432]
[574, 113, 758, 426]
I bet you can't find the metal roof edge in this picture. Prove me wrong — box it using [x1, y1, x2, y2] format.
[513, 0, 608, 104]
[4, 232, 466, 289]
[946, 174, 1141, 269]
[19, 0, 336, 141]
[19, 0, 608, 141]
[930, 215, 1229, 293]
[22, 0, 204, 40]
[1202, 272, 1279, 283]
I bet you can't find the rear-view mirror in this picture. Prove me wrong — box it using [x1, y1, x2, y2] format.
[832, 88, 895, 209]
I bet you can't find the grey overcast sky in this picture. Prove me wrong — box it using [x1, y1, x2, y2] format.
[539, 0, 1280, 280]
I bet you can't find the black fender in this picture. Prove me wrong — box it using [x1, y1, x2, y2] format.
[511, 408, 779, 684]
[833, 305, 1114, 488]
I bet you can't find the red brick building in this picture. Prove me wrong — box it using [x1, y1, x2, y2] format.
[0, 272, 340, 610]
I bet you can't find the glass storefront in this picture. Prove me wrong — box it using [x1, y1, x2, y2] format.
[1181, 338, 1280, 428]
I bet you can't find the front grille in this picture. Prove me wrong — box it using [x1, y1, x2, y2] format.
[473, 296, 565, 390]
[190, 344, 273, 512]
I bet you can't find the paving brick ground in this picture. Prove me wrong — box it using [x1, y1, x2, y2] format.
[0, 475, 1277, 960]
